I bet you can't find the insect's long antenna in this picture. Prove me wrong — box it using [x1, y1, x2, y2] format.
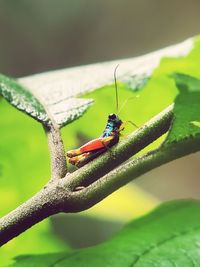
[114, 64, 119, 114]
[118, 95, 139, 115]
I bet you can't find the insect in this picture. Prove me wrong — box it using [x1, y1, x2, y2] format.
[66, 65, 136, 167]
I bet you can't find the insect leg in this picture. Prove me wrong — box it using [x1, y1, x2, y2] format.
[66, 148, 82, 158]
[68, 152, 92, 166]
[122, 120, 139, 129]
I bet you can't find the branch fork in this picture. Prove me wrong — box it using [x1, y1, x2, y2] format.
[2, 103, 199, 246]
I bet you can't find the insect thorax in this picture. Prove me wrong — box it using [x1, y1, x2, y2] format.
[101, 114, 122, 138]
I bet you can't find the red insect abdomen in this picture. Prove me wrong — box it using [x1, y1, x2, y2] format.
[79, 138, 104, 153]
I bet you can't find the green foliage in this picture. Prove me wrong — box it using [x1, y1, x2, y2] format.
[0, 99, 49, 213]
[0, 72, 93, 128]
[191, 121, 200, 127]
[0, 74, 48, 124]
[9, 200, 200, 267]
[165, 74, 200, 145]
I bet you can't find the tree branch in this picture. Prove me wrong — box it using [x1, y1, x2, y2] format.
[65, 135, 200, 211]
[0, 180, 73, 246]
[64, 104, 174, 189]
[44, 124, 67, 180]
[0, 104, 176, 246]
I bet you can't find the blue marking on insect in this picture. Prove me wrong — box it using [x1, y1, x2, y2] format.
[101, 113, 123, 138]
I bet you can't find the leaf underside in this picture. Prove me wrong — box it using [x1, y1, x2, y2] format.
[0, 74, 49, 124]
[0, 73, 93, 127]
[15, 38, 192, 127]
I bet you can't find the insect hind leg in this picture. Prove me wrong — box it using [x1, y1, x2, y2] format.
[68, 152, 92, 166]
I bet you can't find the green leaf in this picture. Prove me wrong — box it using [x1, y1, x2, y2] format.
[18, 38, 193, 128]
[164, 73, 200, 145]
[0, 73, 93, 128]
[191, 121, 200, 127]
[0, 38, 194, 128]
[9, 200, 200, 267]
[0, 74, 49, 124]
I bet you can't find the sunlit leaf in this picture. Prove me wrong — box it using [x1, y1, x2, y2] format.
[9, 200, 200, 267]
[164, 73, 200, 145]
[191, 121, 200, 127]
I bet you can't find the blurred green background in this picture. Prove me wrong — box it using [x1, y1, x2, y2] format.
[1, 0, 200, 77]
[1, 0, 200, 265]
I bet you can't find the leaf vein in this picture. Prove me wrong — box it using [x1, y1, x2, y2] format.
[131, 224, 200, 266]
